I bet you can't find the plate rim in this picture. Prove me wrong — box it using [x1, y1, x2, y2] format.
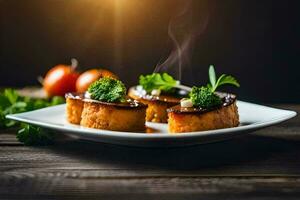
[6, 101, 297, 139]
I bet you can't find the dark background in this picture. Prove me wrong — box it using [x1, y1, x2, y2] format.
[0, 0, 299, 103]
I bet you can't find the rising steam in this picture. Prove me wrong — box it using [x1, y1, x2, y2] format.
[154, 0, 209, 81]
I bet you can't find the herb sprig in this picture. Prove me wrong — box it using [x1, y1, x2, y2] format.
[0, 88, 64, 145]
[189, 65, 240, 108]
[139, 73, 191, 93]
[207, 65, 240, 92]
[17, 124, 55, 146]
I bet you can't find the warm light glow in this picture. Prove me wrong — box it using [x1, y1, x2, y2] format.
[77, 0, 134, 66]
[113, 0, 124, 67]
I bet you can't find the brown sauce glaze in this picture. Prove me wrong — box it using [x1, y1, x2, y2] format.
[65, 92, 147, 108]
[167, 92, 237, 114]
[128, 86, 188, 104]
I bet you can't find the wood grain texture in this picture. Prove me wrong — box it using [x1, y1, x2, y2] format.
[0, 104, 299, 199]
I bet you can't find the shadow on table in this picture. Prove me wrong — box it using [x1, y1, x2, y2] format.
[44, 133, 300, 171]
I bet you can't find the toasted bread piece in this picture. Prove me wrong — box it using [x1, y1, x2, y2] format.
[80, 100, 147, 132]
[168, 102, 239, 133]
[128, 87, 185, 123]
[66, 96, 84, 124]
[133, 98, 175, 123]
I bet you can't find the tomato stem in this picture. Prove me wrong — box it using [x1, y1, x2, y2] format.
[71, 58, 78, 71]
[37, 76, 44, 85]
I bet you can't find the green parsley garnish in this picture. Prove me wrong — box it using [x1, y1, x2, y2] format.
[189, 65, 240, 108]
[139, 73, 191, 93]
[88, 77, 126, 103]
[207, 65, 240, 92]
[0, 89, 64, 128]
[0, 88, 64, 145]
[17, 124, 54, 146]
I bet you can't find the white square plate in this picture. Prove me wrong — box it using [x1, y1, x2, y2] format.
[6, 101, 296, 147]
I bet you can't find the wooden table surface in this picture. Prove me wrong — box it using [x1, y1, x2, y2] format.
[0, 104, 299, 200]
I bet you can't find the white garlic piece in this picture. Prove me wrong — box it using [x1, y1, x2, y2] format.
[136, 85, 144, 91]
[180, 98, 193, 108]
[151, 89, 161, 96]
[84, 92, 91, 99]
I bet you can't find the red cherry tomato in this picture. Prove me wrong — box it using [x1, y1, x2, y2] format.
[76, 69, 118, 93]
[43, 65, 79, 97]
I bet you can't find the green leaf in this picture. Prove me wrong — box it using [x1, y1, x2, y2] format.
[139, 73, 177, 93]
[5, 120, 18, 127]
[0, 88, 66, 145]
[208, 67, 240, 92]
[0, 94, 11, 109]
[209, 65, 216, 88]
[17, 124, 54, 146]
[4, 89, 19, 104]
[162, 73, 174, 82]
[12, 102, 27, 108]
[3, 102, 26, 116]
[215, 74, 240, 90]
[50, 96, 65, 106]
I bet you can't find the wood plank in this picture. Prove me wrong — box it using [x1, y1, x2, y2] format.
[0, 175, 300, 200]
